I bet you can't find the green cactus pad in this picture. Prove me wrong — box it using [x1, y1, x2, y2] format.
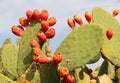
[98, 60, 115, 79]
[39, 64, 60, 83]
[38, 40, 60, 83]
[0, 38, 18, 79]
[93, 7, 120, 67]
[0, 74, 15, 83]
[74, 67, 90, 83]
[17, 22, 41, 75]
[56, 24, 104, 71]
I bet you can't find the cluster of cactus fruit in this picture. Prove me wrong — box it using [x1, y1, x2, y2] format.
[0, 7, 120, 83]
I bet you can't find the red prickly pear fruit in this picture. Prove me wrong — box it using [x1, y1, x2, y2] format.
[32, 47, 42, 55]
[40, 9, 49, 20]
[48, 17, 57, 26]
[53, 52, 62, 64]
[34, 55, 52, 64]
[26, 10, 33, 20]
[11, 25, 24, 36]
[45, 28, 55, 39]
[67, 18, 76, 30]
[106, 29, 113, 40]
[57, 67, 69, 77]
[30, 40, 40, 48]
[85, 11, 92, 23]
[112, 9, 119, 17]
[64, 75, 75, 83]
[37, 32, 47, 43]
[41, 20, 49, 32]
[87, 68, 93, 74]
[74, 14, 83, 26]
[19, 17, 29, 27]
[33, 9, 41, 21]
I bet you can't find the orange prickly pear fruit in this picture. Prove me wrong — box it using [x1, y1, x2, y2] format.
[37, 32, 47, 43]
[52, 52, 62, 64]
[112, 9, 119, 17]
[33, 9, 41, 21]
[26, 10, 33, 20]
[19, 17, 29, 27]
[64, 75, 75, 83]
[32, 47, 42, 55]
[30, 40, 40, 48]
[58, 67, 69, 77]
[41, 20, 49, 32]
[85, 11, 92, 23]
[11, 25, 24, 36]
[48, 17, 57, 26]
[74, 14, 83, 26]
[34, 55, 52, 64]
[45, 28, 55, 39]
[67, 18, 76, 30]
[40, 9, 49, 20]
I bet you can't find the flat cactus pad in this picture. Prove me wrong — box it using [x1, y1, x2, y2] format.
[0, 38, 18, 79]
[56, 24, 104, 71]
[17, 22, 41, 75]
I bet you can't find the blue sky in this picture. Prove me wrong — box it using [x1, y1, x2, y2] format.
[0, 0, 120, 69]
[0, 0, 120, 48]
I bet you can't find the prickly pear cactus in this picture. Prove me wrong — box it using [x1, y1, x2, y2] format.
[93, 7, 120, 67]
[0, 7, 120, 83]
[56, 24, 104, 71]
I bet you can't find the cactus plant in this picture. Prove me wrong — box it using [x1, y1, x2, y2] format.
[0, 7, 120, 83]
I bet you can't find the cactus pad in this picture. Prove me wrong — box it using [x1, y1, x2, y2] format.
[17, 22, 41, 75]
[93, 7, 120, 67]
[38, 41, 60, 83]
[39, 64, 60, 83]
[0, 38, 18, 79]
[56, 24, 104, 71]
